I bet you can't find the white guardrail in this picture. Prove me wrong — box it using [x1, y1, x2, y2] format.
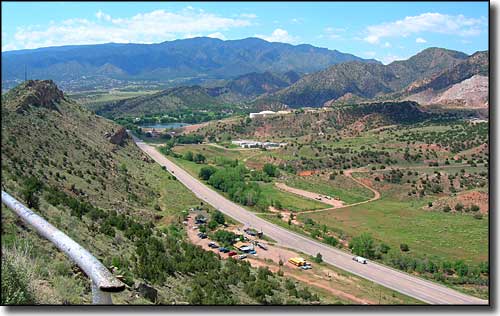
[1, 190, 125, 304]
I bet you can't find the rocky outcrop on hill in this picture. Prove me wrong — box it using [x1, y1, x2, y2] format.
[3, 80, 65, 113]
[109, 127, 129, 146]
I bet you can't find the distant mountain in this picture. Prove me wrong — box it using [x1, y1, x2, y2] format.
[258, 48, 487, 108]
[224, 70, 301, 98]
[2, 37, 378, 91]
[92, 85, 229, 119]
[91, 70, 303, 119]
[403, 51, 489, 108]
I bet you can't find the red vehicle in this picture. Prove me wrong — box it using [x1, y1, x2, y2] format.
[228, 251, 237, 257]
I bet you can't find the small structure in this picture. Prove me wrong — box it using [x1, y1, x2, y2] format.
[249, 110, 276, 119]
[232, 139, 287, 149]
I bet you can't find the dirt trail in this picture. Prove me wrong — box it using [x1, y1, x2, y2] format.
[275, 182, 344, 208]
[281, 168, 381, 215]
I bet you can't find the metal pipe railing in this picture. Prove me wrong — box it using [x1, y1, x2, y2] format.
[1, 190, 125, 304]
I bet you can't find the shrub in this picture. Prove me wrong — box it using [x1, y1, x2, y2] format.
[470, 204, 480, 212]
[454, 203, 464, 212]
[442, 205, 451, 212]
[1, 246, 36, 305]
[314, 253, 323, 263]
[400, 243, 410, 252]
[263, 163, 279, 177]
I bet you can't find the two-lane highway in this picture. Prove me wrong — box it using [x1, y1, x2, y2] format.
[133, 136, 488, 305]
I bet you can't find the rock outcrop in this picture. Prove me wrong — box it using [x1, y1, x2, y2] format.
[109, 127, 128, 146]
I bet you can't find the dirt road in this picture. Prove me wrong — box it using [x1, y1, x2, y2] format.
[132, 135, 487, 305]
[275, 182, 344, 208]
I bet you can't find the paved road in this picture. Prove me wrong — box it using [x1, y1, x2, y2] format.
[133, 136, 488, 305]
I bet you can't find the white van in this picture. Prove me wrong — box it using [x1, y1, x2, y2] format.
[353, 256, 368, 264]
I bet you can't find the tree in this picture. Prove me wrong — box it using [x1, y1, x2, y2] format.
[208, 220, 218, 230]
[213, 210, 226, 225]
[193, 153, 206, 164]
[314, 253, 323, 263]
[263, 163, 279, 177]
[349, 233, 375, 258]
[183, 151, 194, 161]
[199, 166, 217, 181]
[443, 205, 451, 212]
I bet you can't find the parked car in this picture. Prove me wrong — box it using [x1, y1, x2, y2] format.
[198, 233, 208, 239]
[228, 251, 237, 257]
[248, 250, 257, 255]
[353, 256, 368, 264]
[257, 242, 268, 250]
[238, 254, 247, 260]
[218, 247, 230, 253]
[208, 242, 218, 248]
[300, 264, 312, 270]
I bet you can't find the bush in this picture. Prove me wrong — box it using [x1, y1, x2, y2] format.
[183, 151, 194, 161]
[400, 243, 410, 252]
[193, 153, 206, 164]
[442, 205, 451, 212]
[263, 163, 279, 177]
[470, 204, 480, 212]
[314, 253, 323, 263]
[454, 203, 464, 212]
[1, 248, 36, 305]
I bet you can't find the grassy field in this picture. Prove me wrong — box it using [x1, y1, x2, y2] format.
[69, 90, 160, 105]
[300, 197, 488, 264]
[284, 175, 374, 205]
[257, 183, 330, 212]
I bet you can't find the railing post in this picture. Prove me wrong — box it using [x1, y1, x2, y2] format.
[91, 281, 113, 304]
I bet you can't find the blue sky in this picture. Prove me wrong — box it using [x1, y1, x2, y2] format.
[1, 1, 489, 64]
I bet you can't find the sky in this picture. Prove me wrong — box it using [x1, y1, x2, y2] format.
[1, 1, 489, 64]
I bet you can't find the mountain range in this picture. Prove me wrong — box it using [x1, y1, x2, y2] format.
[2, 37, 377, 91]
[257, 48, 488, 109]
[92, 47, 488, 120]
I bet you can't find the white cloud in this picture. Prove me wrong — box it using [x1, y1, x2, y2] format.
[363, 12, 486, 44]
[207, 32, 226, 40]
[381, 54, 408, 65]
[4, 7, 253, 50]
[415, 37, 427, 43]
[383, 41, 391, 47]
[240, 13, 257, 19]
[96, 10, 111, 22]
[255, 28, 298, 44]
[321, 27, 346, 40]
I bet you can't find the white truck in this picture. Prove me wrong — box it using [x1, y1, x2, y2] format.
[353, 256, 368, 264]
